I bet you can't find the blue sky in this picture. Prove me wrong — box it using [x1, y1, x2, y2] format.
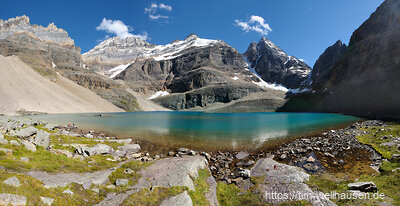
[1, 0, 383, 66]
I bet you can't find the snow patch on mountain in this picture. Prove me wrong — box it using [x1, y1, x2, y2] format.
[149, 91, 170, 99]
[108, 62, 133, 78]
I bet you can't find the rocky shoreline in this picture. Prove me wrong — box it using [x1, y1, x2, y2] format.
[0, 115, 398, 205]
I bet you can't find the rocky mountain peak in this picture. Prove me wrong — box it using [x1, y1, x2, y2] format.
[311, 40, 347, 88]
[0, 15, 30, 27]
[243, 37, 311, 89]
[0, 15, 74, 46]
[184, 33, 198, 41]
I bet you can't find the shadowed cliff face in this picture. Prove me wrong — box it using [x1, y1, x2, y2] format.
[281, 0, 400, 118]
[311, 40, 347, 89]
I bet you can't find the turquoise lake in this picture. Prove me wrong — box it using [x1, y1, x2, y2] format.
[31, 112, 361, 150]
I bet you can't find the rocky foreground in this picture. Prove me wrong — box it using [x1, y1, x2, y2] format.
[0, 116, 399, 206]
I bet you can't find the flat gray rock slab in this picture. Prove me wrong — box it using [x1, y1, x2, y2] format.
[15, 126, 38, 138]
[3, 176, 21, 187]
[0, 193, 27, 206]
[251, 157, 336, 206]
[160, 190, 193, 206]
[27, 169, 112, 188]
[134, 156, 208, 191]
[94, 189, 139, 206]
[205, 175, 220, 206]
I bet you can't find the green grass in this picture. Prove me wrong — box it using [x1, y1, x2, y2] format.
[122, 187, 187, 206]
[0, 144, 117, 173]
[188, 169, 210, 206]
[50, 134, 124, 150]
[358, 168, 400, 205]
[108, 161, 153, 191]
[0, 170, 102, 206]
[357, 124, 400, 159]
[216, 182, 265, 206]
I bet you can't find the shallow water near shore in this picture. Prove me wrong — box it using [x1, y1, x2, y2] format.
[31, 112, 361, 150]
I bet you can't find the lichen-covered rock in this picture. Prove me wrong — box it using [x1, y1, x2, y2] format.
[0, 193, 27, 206]
[21, 140, 36, 152]
[75, 144, 113, 156]
[40, 196, 54, 205]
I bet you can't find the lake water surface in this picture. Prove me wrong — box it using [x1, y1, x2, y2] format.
[32, 112, 361, 150]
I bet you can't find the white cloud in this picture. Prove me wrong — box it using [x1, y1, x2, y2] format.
[149, 14, 169, 20]
[96, 18, 148, 40]
[234, 15, 272, 36]
[144, 2, 172, 20]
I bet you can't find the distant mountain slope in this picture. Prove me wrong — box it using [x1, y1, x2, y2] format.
[243, 37, 311, 89]
[0, 16, 140, 111]
[280, 0, 400, 118]
[0, 55, 123, 114]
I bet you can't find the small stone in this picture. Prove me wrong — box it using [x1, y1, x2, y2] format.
[188, 150, 196, 156]
[40, 196, 54, 205]
[200, 152, 211, 160]
[62, 189, 74, 195]
[168, 151, 175, 156]
[91, 188, 100, 193]
[279, 154, 287, 160]
[236, 151, 249, 159]
[21, 141, 36, 152]
[306, 156, 316, 163]
[3, 176, 21, 187]
[106, 185, 116, 189]
[128, 153, 141, 159]
[0, 148, 13, 155]
[339, 159, 346, 164]
[124, 168, 134, 174]
[239, 169, 251, 178]
[20, 157, 29, 162]
[115, 179, 129, 187]
[9, 140, 20, 146]
[178, 148, 188, 153]
[83, 181, 92, 190]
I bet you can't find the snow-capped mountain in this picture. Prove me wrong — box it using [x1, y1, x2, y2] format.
[83, 34, 222, 75]
[243, 37, 311, 89]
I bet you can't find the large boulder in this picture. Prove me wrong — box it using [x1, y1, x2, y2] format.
[348, 182, 377, 193]
[134, 156, 208, 191]
[250, 157, 336, 206]
[118, 144, 140, 156]
[33, 129, 50, 149]
[15, 126, 37, 138]
[75, 144, 113, 156]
